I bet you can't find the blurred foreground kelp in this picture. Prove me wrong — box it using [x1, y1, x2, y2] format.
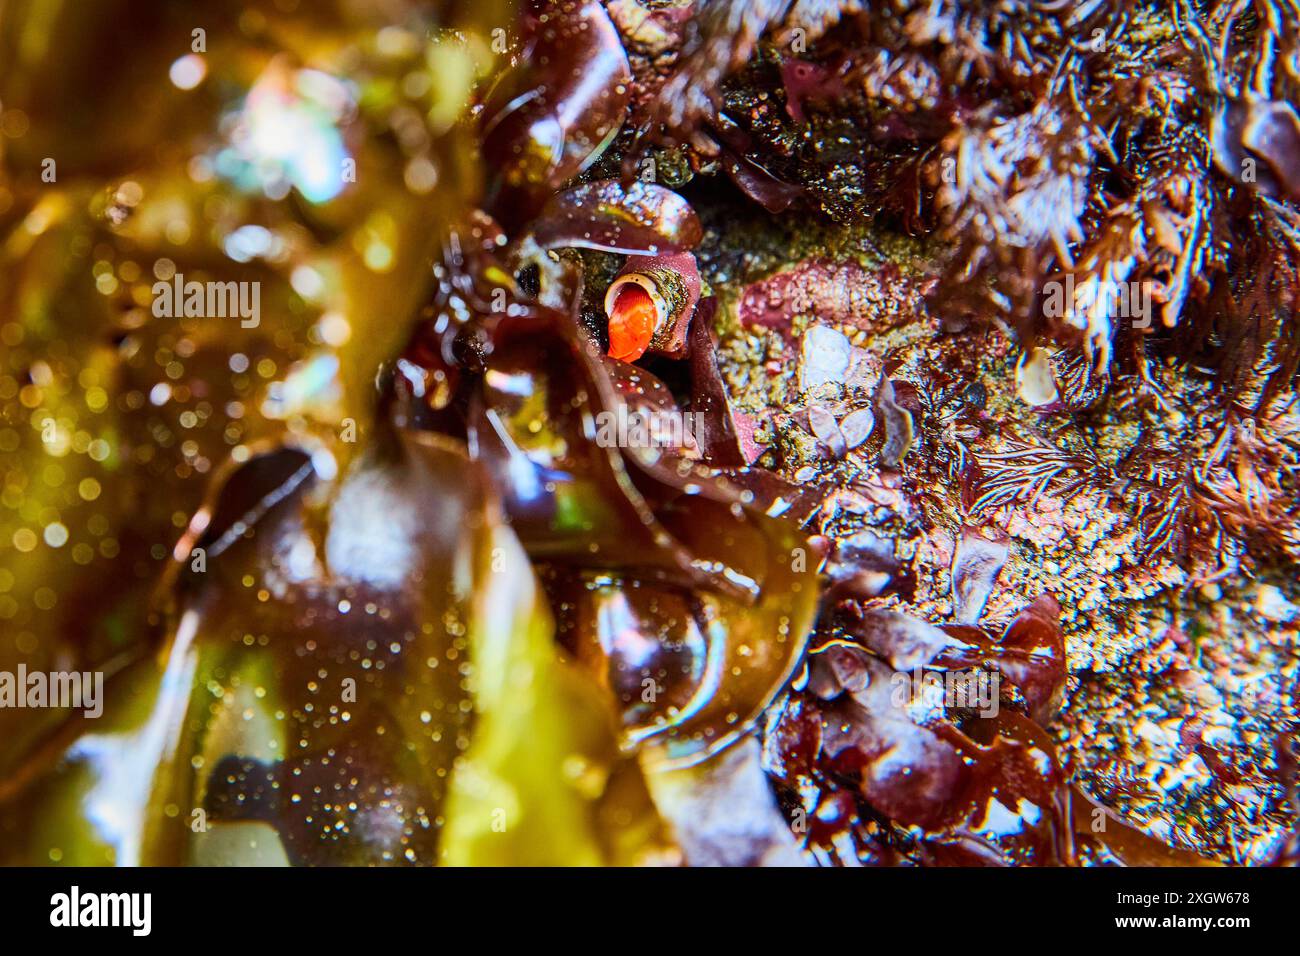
[0, 0, 817, 865]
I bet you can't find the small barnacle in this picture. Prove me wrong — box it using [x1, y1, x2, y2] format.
[873, 375, 914, 467]
[807, 404, 846, 458]
[1015, 346, 1060, 407]
[839, 408, 874, 449]
[950, 526, 1010, 625]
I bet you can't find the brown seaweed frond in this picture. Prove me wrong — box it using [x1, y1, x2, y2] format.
[905, 0, 1298, 405]
[1157, 0, 1300, 409]
[1253, 199, 1300, 406]
[895, 0, 1119, 87]
[641, 0, 794, 143]
[642, 0, 880, 146]
[1041, 145, 1228, 373]
[1182, 0, 1300, 164]
[1178, 204, 1299, 406]
[930, 89, 1105, 337]
[776, 0, 869, 46]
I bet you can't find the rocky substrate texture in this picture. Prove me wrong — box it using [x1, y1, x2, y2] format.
[695, 207, 1299, 864]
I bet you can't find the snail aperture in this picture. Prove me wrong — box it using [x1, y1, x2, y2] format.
[603, 251, 701, 362]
